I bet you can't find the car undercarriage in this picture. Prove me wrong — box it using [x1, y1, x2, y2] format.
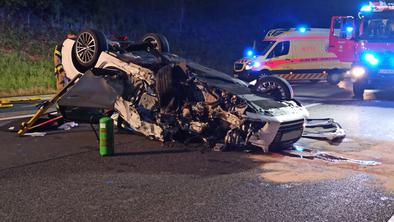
[56, 29, 309, 152]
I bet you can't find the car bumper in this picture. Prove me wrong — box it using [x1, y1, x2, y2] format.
[359, 72, 394, 89]
[249, 119, 305, 151]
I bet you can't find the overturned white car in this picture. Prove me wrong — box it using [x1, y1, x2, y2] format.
[58, 29, 309, 151]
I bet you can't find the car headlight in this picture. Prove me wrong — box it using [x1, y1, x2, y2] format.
[252, 61, 261, 68]
[245, 62, 253, 70]
[245, 61, 261, 70]
[351, 66, 366, 78]
[364, 53, 379, 66]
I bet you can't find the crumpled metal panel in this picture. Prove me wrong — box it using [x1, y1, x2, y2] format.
[115, 97, 164, 140]
[303, 118, 346, 141]
[249, 122, 280, 152]
[58, 71, 123, 109]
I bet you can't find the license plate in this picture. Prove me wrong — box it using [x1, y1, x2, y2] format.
[378, 69, 394, 74]
[281, 130, 303, 142]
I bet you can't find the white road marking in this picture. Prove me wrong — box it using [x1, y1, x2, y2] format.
[304, 103, 322, 108]
[388, 214, 394, 222]
[0, 114, 34, 121]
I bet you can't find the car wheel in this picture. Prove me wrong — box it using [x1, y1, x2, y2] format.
[73, 29, 108, 72]
[156, 65, 175, 109]
[327, 73, 342, 85]
[309, 79, 320, 83]
[253, 76, 294, 101]
[353, 81, 365, 100]
[142, 33, 170, 53]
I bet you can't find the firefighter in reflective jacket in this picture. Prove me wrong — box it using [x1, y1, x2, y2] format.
[53, 31, 77, 90]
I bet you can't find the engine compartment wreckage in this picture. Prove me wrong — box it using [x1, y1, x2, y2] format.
[20, 29, 312, 151]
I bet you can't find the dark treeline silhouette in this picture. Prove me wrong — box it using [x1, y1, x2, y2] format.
[0, 0, 364, 71]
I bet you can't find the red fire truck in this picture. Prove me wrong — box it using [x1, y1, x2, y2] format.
[328, 1, 394, 99]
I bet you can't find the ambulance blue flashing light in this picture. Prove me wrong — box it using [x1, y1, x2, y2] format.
[247, 50, 254, 57]
[298, 27, 307, 33]
[346, 27, 354, 33]
[360, 5, 372, 13]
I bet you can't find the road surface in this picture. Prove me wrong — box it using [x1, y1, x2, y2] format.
[0, 81, 393, 222]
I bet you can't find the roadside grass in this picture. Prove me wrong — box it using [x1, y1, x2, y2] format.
[0, 49, 56, 97]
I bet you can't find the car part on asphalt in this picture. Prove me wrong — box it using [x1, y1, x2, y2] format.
[24, 132, 47, 137]
[52, 30, 310, 152]
[283, 145, 380, 166]
[302, 118, 346, 141]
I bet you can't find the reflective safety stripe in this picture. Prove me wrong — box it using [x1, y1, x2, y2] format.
[276, 73, 328, 80]
[54, 64, 64, 73]
[54, 45, 62, 58]
[54, 50, 61, 57]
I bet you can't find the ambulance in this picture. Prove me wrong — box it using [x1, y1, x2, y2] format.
[234, 28, 352, 85]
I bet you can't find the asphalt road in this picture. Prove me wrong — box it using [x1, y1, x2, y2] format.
[0, 80, 393, 222]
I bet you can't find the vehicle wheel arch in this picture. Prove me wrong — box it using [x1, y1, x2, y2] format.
[253, 75, 294, 101]
[327, 68, 344, 85]
[259, 69, 272, 76]
[141, 33, 170, 53]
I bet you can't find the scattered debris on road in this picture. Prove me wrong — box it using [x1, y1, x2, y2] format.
[283, 145, 381, 166]
[303, 118, 346, 141]
[24, 132, 47, 137]
[58, 122, 79, 131]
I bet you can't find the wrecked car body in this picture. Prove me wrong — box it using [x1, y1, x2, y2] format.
[59, 29, 309, 151]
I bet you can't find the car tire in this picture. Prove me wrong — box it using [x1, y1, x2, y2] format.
[353, 81, 365, 100]
[309, 79, 320, 83]
[73, 29, 108, 72]
[327, 73, 342, 85]
[156, 64, 175, 109]
[142, 33, 170, 53]
[253, 76, 294, 101]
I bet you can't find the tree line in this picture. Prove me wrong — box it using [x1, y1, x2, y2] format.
[0, 0, 363, 71]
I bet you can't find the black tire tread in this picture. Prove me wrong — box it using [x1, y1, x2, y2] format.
[254, 76, 294, 101]
[142, 33, 170, 53]
[156, 65, 174, 108]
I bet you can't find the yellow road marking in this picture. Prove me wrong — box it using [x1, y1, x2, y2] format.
[0, 104, 13, 108]
[0, 97, 41, 104]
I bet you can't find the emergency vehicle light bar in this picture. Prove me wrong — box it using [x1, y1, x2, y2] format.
[361, 1, 394, 13]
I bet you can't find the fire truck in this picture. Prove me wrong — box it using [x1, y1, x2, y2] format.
[328, 1, 394, 98]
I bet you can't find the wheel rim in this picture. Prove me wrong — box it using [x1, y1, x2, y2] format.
[144, 37, 159, 50]
[256, 81, 287, 100]
[76, 32, 96, 63]
[330, 74, 340, 82]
